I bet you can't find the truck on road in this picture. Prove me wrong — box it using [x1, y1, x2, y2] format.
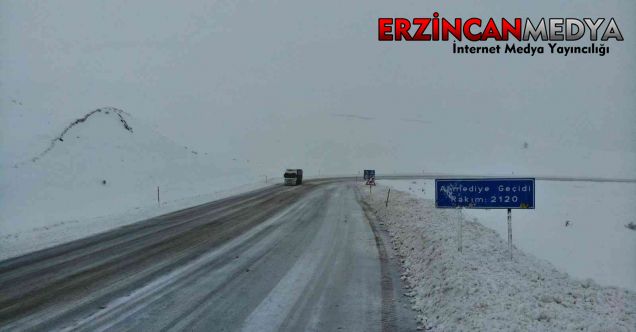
[284, 169, 303, 186]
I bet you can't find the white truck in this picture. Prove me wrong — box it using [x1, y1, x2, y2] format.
[283, 169, 303, 186]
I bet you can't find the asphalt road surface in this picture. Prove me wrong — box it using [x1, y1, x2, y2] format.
[0, 180, 416, 331]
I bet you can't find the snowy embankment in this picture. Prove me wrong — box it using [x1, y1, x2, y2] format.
[0, 107, 277, 261]
[381, 179, 636, 292]
[364, 185, 636, 331]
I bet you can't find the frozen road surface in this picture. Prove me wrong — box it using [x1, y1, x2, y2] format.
[0, 181, 414, 331]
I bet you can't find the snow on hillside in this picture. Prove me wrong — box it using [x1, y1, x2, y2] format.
[0, 105, 276, 260]
[363, 185, 636, 331]
[381, 179, 636, 292]
[234, 112, 636, 180]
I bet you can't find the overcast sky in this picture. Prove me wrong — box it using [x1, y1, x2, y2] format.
[1, 0, 634, 176]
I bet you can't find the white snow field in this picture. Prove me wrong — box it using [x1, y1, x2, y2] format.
[364, 185, 636, 331]
[0, 107, 276, 260]
[381, 179, 636, 292]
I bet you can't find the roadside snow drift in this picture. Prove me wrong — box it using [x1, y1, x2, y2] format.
[381, 179, 636, 292]
[364, 185, 636, 331]
[0, 107, 272, 260]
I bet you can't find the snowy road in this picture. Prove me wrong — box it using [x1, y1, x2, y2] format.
[0, 181, 415, 331]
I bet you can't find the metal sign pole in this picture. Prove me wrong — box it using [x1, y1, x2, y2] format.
[457, 207, 463, 253]
[507, 208, 512, 260]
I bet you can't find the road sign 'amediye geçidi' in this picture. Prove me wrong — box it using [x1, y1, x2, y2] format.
[435, 178, 535, 209]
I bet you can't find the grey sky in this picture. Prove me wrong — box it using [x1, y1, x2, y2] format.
[1, 0, 634, 176]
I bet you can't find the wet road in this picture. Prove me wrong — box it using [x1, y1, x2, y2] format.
[0, 181, 415, 331]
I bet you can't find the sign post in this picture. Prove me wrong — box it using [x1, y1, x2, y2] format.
[435, 178, 535, 259]
[457, 207, 463, 253]
[507, 208, 512, 259]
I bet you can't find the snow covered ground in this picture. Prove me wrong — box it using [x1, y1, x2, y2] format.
[380, 179, 636, 292]
[364, 184, 636, 331]
[0, 180, 273, 261]
[0, 107, 278, 260]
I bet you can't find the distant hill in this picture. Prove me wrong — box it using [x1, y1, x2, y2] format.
[0, 106, 260, 241]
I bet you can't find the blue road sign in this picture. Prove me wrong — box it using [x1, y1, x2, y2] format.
[435, 178, 535, 209]
[363, 170, 375, 180]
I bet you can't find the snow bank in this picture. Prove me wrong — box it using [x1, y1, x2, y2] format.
[381, 179, 636, 292]
[364, 185, 636, 331]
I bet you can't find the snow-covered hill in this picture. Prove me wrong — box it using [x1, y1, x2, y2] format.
[235, 111, 636, 180]
[0, 105, 274, 259]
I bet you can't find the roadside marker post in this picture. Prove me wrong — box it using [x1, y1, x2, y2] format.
[385, 188, 391, 207]
[435, 178, 535, 260]
[157, 186, 160, 207]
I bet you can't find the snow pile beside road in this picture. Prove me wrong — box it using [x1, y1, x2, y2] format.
[364, 186, 636, 331]
[380, 179, 636, 292]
